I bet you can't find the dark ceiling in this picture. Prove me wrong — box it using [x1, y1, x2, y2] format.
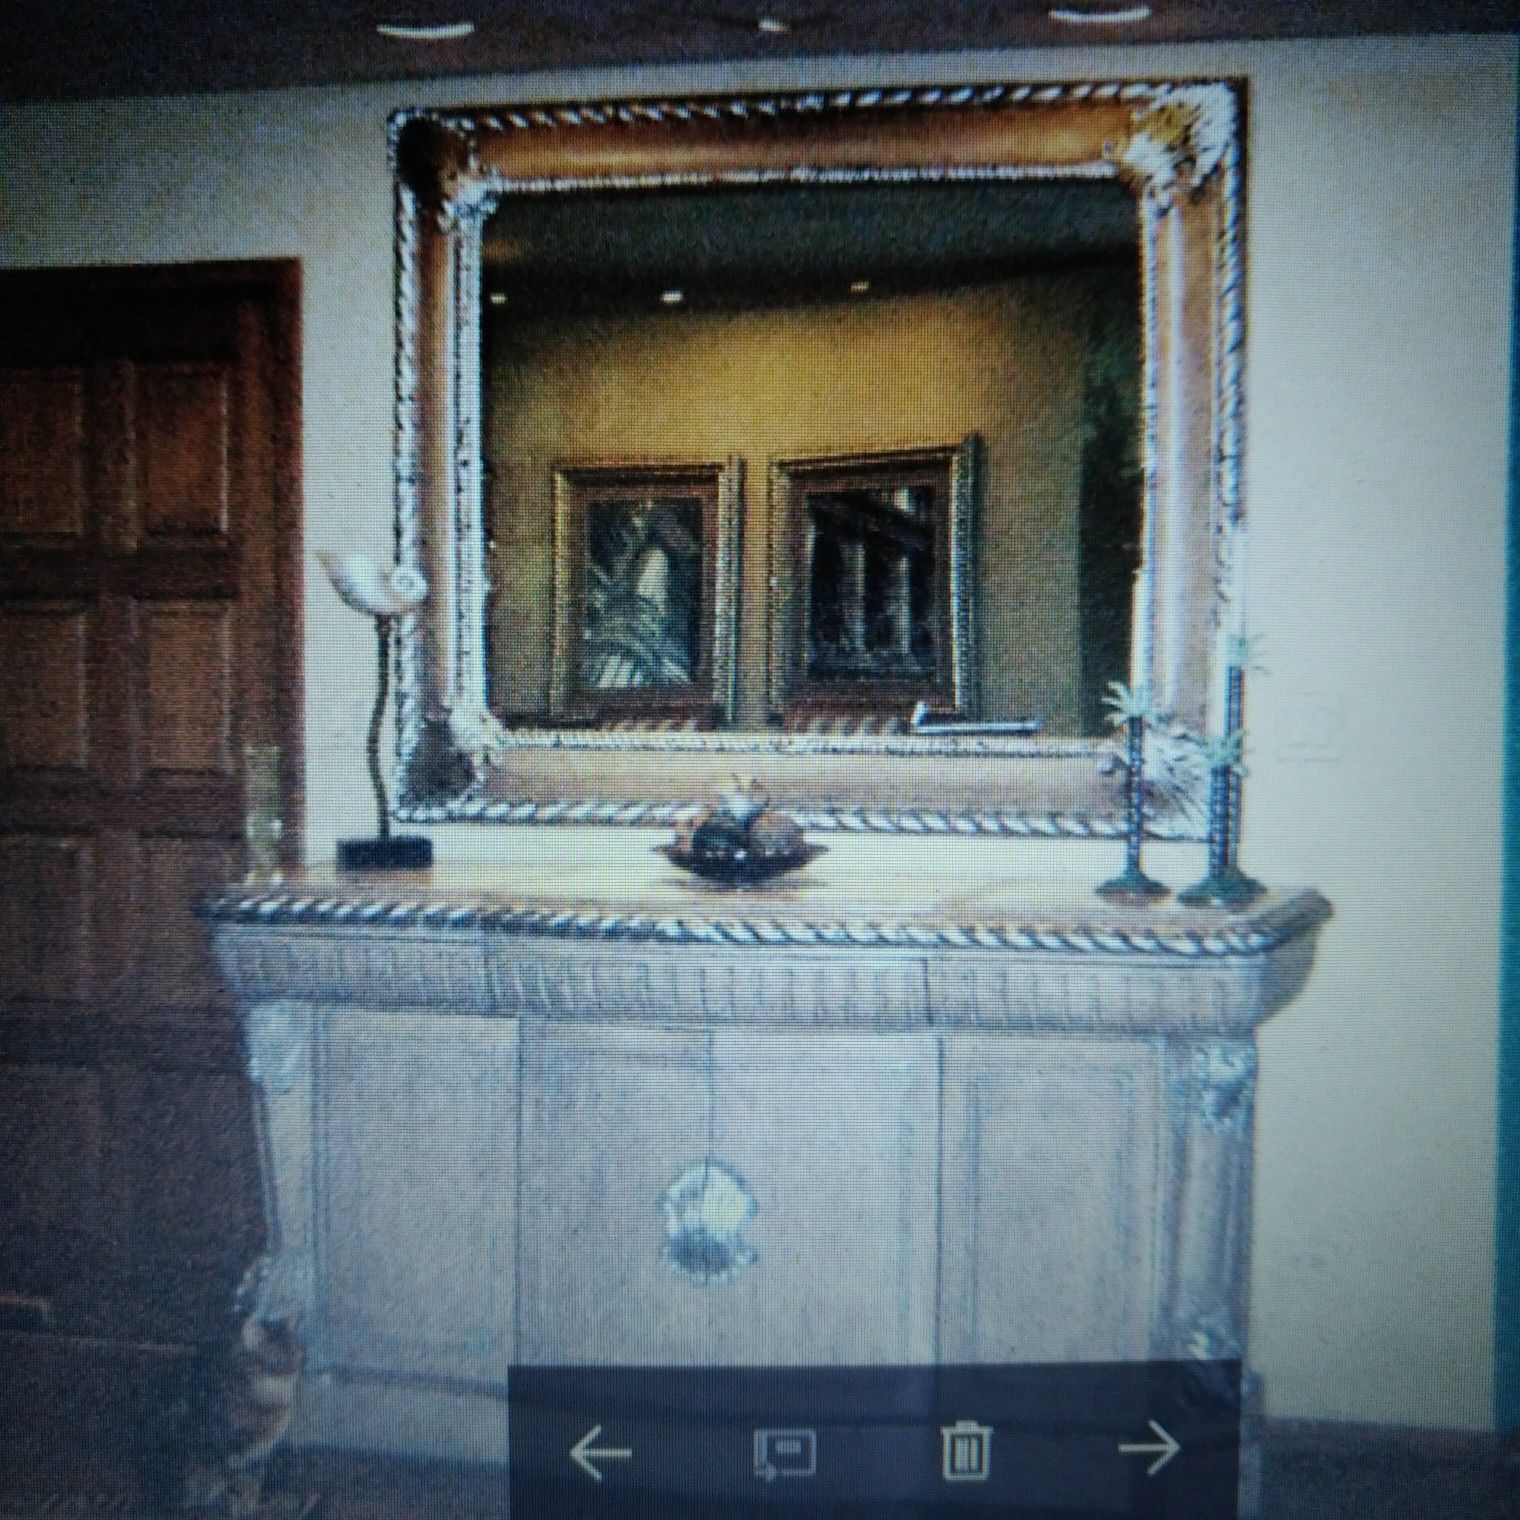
[484, 179, 1138, 306]
[4, 0, 1516, 103]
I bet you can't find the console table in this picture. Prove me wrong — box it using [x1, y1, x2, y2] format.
[204, 865, 1328, 1471]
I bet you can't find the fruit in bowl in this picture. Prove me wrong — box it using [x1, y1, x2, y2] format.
[748, 810, 806, 859]
[660, 777, 824, 887]
[689, 811, 751, 863]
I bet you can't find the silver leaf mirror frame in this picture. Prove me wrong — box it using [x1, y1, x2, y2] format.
[390, 79, 1245, 837]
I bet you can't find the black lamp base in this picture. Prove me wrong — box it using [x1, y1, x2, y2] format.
[336, 836, 433, 872]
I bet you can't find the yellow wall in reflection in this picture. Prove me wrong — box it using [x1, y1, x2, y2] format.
[486, 271, 1121, 731]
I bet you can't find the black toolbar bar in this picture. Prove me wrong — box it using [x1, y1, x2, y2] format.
[508, 1360, 1241, 1519]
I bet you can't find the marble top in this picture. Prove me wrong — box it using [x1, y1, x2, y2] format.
[204, 864, 1330, 960]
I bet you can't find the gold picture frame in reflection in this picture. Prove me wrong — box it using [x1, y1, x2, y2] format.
[768, 439, 979, 734]
[548, 458, 743, 730]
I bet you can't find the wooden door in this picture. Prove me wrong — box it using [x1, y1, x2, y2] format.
[0, 263, 302, 1347]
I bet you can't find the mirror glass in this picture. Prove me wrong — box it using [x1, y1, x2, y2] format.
[481, 177, 1140, 739]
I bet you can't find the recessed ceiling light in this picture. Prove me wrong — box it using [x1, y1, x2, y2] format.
[660, 288, 685, 305]
[487, 291, 507, 306]
[1048, 4, 1151, 23]
[375, 19, 476, 40]
[756, 14, 791, 33]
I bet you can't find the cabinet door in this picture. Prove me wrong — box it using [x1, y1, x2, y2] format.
[517, 1022, 714, 1366]
[939, 1035, 1165, 1364]
[706, 1029, 937, 1365]
[316, 1011, 518, 1383]
[517, 1022, 937, 1367]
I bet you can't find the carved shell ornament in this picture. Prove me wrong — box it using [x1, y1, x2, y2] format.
[661, 1160, 757, 1285]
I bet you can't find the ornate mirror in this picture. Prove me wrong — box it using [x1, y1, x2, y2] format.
[391, 79, 1244, 836]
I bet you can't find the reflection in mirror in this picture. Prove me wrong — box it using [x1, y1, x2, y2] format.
[584, 497, 699, 688]
[769, 442, 976, 734]
[482, 178, 1140, 738]
[802, 474, 941, 687]
[545, 459, 740, 729]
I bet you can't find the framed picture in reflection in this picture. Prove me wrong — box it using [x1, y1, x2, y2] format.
[550, 458, 742, 728]
[768, 438, 980, 733]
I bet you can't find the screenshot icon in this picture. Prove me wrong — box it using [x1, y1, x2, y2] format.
[754, 1428, 819, 1481]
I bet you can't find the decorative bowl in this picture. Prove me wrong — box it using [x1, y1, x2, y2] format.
[659, 839, 826, 888]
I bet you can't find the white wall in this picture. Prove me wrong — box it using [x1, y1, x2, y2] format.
[2, 32, 1514, 1429]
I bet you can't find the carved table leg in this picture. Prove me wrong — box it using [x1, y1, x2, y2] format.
[240, 999, 317, 1328]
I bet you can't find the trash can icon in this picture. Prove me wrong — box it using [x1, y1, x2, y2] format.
[941, 1419, 993, 1482]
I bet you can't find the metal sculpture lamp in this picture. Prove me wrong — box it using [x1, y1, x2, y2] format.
[318, 551, 434, 872]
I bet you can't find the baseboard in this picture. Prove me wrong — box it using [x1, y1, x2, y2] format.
[0, 1329, 191, 1432]
[1263, 1415, 1520, 1471]
[295, 1368, 510, 1466]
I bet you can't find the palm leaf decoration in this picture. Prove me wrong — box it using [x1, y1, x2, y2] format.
[1141, 720, 1210, 834]
[1198, 730, 1245, 773]
[1103, 680, 1155, 726]
[1227, 632, 1268, 673]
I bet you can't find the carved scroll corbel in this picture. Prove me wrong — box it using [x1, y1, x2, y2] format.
[1183, 1041, 1257, 1135]
[1158, 1038, 1257, 1363]
[246, 999, 310, 1095]
[391, 110, 482, 221]
[1110, 83, 1238, 207]
[240, 1000, 316, 1323]
[1183, 1306, 1244, 1362]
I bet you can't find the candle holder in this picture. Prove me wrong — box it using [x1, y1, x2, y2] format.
[1179, 661, 1264, 907]
[1097, 682, 1169, 905]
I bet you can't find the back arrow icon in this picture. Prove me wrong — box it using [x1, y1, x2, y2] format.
[571, 1425, 633, 1481]
[1118, 1420, 1182, 1477]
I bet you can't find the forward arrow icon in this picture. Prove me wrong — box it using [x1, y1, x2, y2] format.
[1118, 1419, 1182, 1477]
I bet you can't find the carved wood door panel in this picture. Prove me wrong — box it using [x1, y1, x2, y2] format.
[0, 264, 302, 1343]
[937, 1035, 1166, 1364]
